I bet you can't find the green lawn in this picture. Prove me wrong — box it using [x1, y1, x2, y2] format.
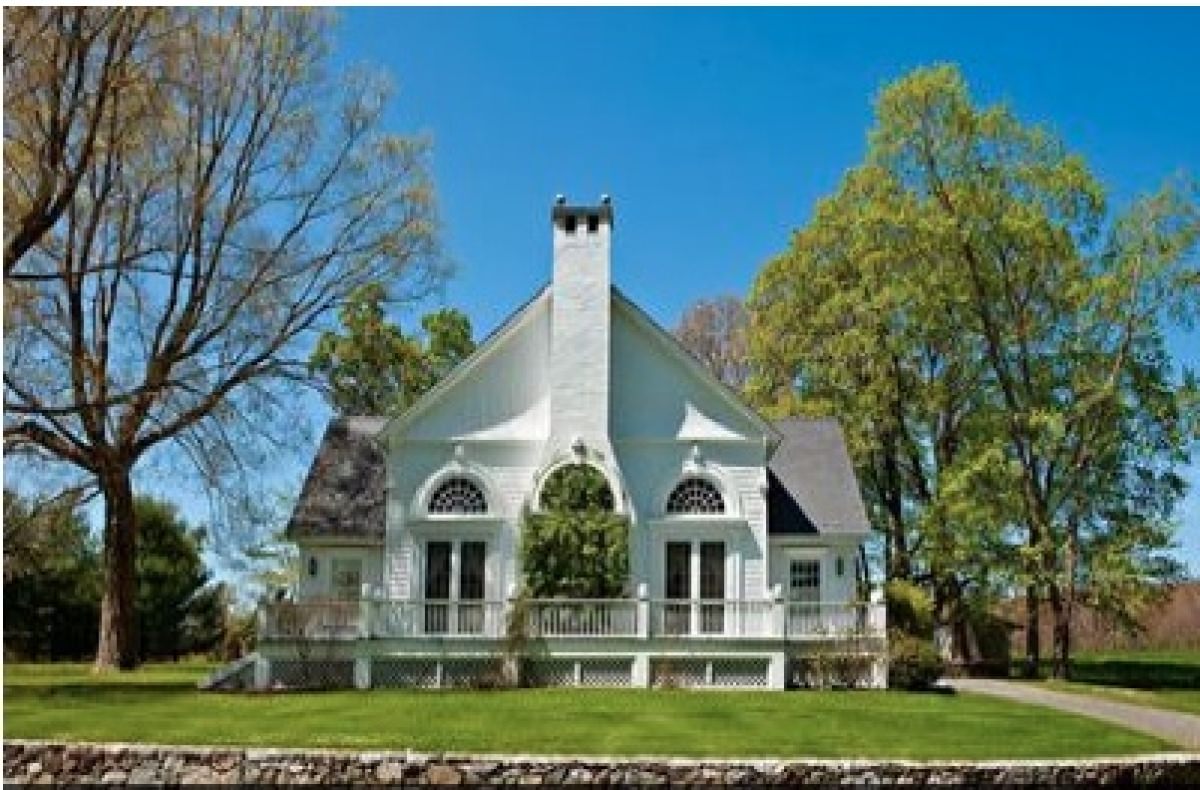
[1039, 649, 1200, 716]
[2, 662, 1170, 759]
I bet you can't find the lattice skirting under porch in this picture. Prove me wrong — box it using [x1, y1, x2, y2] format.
[651, 657, 771, 689]
[269, 658, 355, 689]
[524, 658, 634, 688]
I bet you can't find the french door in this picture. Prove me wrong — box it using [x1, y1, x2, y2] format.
[664, 542, 692, 635]
[423, 539, 486, 635]
[458, 541, 486, 634]
[663, 540, 726, 635]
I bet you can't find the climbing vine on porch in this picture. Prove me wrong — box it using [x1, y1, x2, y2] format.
[520, 464, 629, 598]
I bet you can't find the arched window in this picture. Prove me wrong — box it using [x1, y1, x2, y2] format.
[428, 477, 488, 515]
[666, 477, 725, 515]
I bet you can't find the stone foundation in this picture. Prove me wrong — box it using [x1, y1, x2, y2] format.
[5, 740, 1198, 785]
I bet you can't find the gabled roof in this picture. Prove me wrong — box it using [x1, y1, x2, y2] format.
[287, 414, 870, 541]
[285, 417, 386, 542]
[379, 285, 550, 440]
[612, 287, 782, 449]
[767, 417, 870, 536]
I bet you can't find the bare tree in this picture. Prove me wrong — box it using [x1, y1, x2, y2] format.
[673, 295, 750, 390]
[3, 8, 155, 277]
[4, 8, 442, 669]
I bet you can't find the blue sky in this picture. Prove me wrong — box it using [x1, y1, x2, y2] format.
[140, 8, 1200, 581]
[321, 8, 1200, 573]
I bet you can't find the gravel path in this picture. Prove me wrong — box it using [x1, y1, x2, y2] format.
[947, 677, 1200, 751]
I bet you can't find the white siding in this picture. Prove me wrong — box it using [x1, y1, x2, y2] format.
[402, 297, 551, 443]
[297, 545, 382, 599]
[365, 223, 864, 608]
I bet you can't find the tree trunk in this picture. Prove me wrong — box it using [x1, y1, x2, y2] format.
[1023, 582, 1040, 679]
[1051, 523, 1078, 681]
[1049, 582, 1071, 680]
[881, 441, 911, 581]
[95, 467, 139, 671]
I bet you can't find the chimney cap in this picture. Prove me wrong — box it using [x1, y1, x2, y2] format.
[551, 197, 614, 226]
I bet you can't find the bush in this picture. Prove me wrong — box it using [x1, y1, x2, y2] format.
[888, 631, 945, 690]
[791, 651, 876, 689]
[885, 580, 934, 639]
[520, 464, 629, 598]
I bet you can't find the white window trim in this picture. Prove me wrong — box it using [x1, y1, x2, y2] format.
[331, 557, 364, 601]
[412, 462, 504, 520]
[654, 464, 742, 520]
[781, 547, 826, 605]
[657, 533, 739, 601]
[412, 533, 493, 603]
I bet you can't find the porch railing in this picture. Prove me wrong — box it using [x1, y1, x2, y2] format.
[527, 599, 639, 637]
[259, 598, 885, 641]
[259, 600, 362, 640]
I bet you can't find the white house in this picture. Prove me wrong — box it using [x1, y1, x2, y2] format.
[247, 198, 885, 691]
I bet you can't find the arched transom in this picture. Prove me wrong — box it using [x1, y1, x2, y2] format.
[428, 476, 488, 515]
[666, 477, 725, 515]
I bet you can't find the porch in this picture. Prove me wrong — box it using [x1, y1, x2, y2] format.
[245, 597, 887, 691]
[258, 597, 886, 642]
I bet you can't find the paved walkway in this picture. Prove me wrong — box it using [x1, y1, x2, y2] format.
[947, 677, 1200, 751]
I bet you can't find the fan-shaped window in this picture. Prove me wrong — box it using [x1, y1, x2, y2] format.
[428, 477, 488, 515]
[666, 478, 725, 515]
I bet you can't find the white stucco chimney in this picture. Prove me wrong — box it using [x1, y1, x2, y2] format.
[549, 195, 613, 445]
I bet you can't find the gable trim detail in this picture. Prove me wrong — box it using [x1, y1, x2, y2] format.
[380, 284, 550, 440]
[612, 288, 782, 451]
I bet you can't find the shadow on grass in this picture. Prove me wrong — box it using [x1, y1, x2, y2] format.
[4, 682, 199, 701]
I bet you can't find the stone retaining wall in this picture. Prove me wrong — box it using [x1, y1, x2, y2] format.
[5, 740, 1198, 785]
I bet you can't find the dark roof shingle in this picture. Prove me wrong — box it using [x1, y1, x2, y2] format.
[768, 417, 869, 535]
[286, 417, 386, 541]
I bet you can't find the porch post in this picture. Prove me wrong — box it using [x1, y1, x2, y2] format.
[632, 654, 650, 688]
[253, 655, 271, 689]
[502, 584, 521, 687]
[636, 583, 649, 639]
[354, 656, 371, 689]
[772, 584, 786, 639]
[359, 583, 373, 639]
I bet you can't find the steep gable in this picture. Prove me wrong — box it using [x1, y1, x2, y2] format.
[386, 288, 551, 442]
[610, 289, 779, 445]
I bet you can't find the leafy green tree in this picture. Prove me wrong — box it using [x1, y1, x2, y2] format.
[134, 497, 224, 660]
[3, 489, 101, 659]
[3, 490, 227, 661]
[749, 64, 1198, 678]
[310, 283, 475, 415]
[520, 464, 629, 598]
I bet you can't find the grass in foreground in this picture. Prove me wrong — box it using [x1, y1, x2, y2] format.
[2, 663, 1169, 759]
